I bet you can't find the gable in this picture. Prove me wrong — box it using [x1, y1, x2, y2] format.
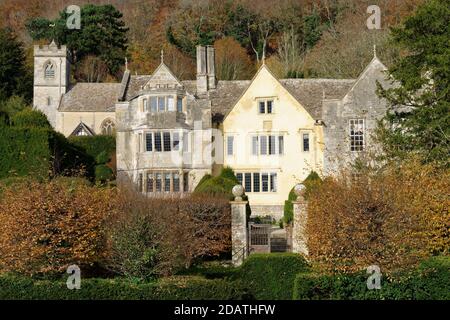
[142, 63, 183, 90]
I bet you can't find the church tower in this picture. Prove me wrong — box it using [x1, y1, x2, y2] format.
[33, 40, 70, 128]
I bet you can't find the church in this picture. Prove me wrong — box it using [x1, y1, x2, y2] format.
[33, 41, 391, 219]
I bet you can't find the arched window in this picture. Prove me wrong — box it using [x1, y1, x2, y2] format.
[44, 61, 55, 79]
[101, 119, 115, 135]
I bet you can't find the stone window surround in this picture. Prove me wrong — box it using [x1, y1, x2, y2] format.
[140, 94, 184, 113]
[235, 171, 278, 193]
[140, 169, 190, 194]
[256, 96, 278, 114]
[141, 129, 189, 153]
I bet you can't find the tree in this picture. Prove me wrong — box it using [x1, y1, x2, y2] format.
[0, 95, 29, 117]
[0, 28, 32, 102]
[377, 0, 450, 167]
[214, 37, 253, 80]
[26, 4, 129, 77]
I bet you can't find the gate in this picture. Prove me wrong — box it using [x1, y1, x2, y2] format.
[248, 223, 271, 253]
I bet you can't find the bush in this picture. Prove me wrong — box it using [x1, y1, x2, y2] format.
[0, 275, 247, 300]
[0, 96, 29, 118]
[284, 171, 321, 224]
[106, 189, 231, 279]
[194, 167, 238, 199]
[11, 109, 51, 128]
[233, 253, 309, 300]
[306, 160, 449, 273]
[0, 179, 116, 276]
[68, 135, 116, 163]
[95, 164, 114, 182]
[293, 256, 450, 300]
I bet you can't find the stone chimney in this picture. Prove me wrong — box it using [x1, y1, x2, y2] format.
[196, 45, 216, 94]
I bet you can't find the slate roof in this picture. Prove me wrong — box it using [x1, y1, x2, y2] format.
[59, 83, 121, 112]
[59, 76, 355, 120]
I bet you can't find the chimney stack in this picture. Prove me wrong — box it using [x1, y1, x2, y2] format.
[196, 45, 216, 94]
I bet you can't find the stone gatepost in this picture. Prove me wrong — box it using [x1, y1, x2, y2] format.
[292, 184, 308, 256]
[230, 185, 248, 266]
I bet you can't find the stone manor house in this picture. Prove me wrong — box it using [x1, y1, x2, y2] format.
[34, 41, 391, 219]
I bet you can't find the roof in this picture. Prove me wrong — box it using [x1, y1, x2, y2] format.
[208, 80, 251, 121]
[59, 83, 121, 112]
[280, 78, 355, 119]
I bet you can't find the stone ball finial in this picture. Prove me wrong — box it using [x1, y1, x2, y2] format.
[294, 183, 306, 197]
[232, 184, 244, 201]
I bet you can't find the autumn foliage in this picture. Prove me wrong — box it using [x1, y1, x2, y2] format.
[306, 159, 449, 274]
[0, 179, 115, 276]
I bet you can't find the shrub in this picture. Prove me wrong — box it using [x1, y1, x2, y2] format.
[233, 253, 309, 300]
[68, 135, 116, 163]
[284, 171, 321, 224]
[194, 167, 238, 199]
[306, 160, 449, 273]
[11, 108, 51, 128]
[95, 150, 111, 164]
[0, 179, 116, 276]
[293, 256, 450, 300]
[0, 275, 247, 300]
[0, 96, 29, 117]
[95, 164, 114, 182]
[106, 188, 231, 279]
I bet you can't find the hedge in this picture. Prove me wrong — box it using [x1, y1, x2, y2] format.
[293, 256, 450, 300]
[0, 275, 247, 300]
[68, 135, 116, 163]
[234, 253, 309, 300]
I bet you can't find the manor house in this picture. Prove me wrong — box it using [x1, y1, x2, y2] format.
[33, 41, 391, 219]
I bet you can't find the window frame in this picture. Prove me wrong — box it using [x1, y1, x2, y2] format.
[349, 119, 365, 152]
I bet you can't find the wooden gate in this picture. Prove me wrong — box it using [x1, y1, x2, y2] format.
[249, 223, 271, 253]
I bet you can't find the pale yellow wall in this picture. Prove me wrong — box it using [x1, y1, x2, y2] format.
[56, 111, 116, 137]
[223, 65, 324, 207]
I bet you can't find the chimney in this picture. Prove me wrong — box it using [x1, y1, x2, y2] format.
[196, 45, 216, 94]
[206, 45, 216, 89]
[196, 46, 208, 94]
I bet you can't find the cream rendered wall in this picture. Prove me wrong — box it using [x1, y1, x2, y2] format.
[223, 65, 324, 209]
[56, 111, 116, 137]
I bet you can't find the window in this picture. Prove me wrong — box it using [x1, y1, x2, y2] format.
[278, 136, 284, 155]
[183, 172, 189, 192]
[158, 96, 165, 111]
[167, 96, 175, 111]
[146, 173, 154, 192]
[237, 172, 277, 193]
[236, 173, 243, 186]
[101, 119, 115, 135]
[164, 173, 171, 192]
[163, 132, 171, 151]
[47, 97, 51, 106]
[244, 173, 252, 192]
[270, 173, 277, 192]
[303, 133, 310, 152]
[252, 136, 259, 155]
[145, 133, 153, 151]
[260, 136, 268, 155]
[154, 132, 162, 151]
[173, 173, 180, 192]
[143, 99, 148, 112]
[267, 100, 273, 113]
[44, 61, 55, 79]
[269, 136, 276, 155]
[150, 97, 157, 112]
[183, 133, 189, 152]
[350, 119, 365, 151]
[155, 173, 162, 192]
[177, 97, 183, 112]
[173, 132, 180, 151]
[261, 173, 269, 192]
[227, 136, 234, 156]
[258, 99, 274, 114]
[253, 173, 260, 192]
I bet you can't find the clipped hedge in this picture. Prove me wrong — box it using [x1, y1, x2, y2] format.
[11, 109, 51, 128]
[234, 253, 309, 300]
[0, 275, 247, 300]
[68, 135, 116, 163]
[293, 256, 450, 300]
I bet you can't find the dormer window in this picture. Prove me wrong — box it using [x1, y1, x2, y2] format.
[44, 61, 55, 79]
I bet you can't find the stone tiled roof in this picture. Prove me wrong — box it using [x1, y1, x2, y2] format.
[280, 79, 355, 119]
[124, 75, 152, 101]
[208, 80, 251, 121]
[59, 83, 121, 112]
